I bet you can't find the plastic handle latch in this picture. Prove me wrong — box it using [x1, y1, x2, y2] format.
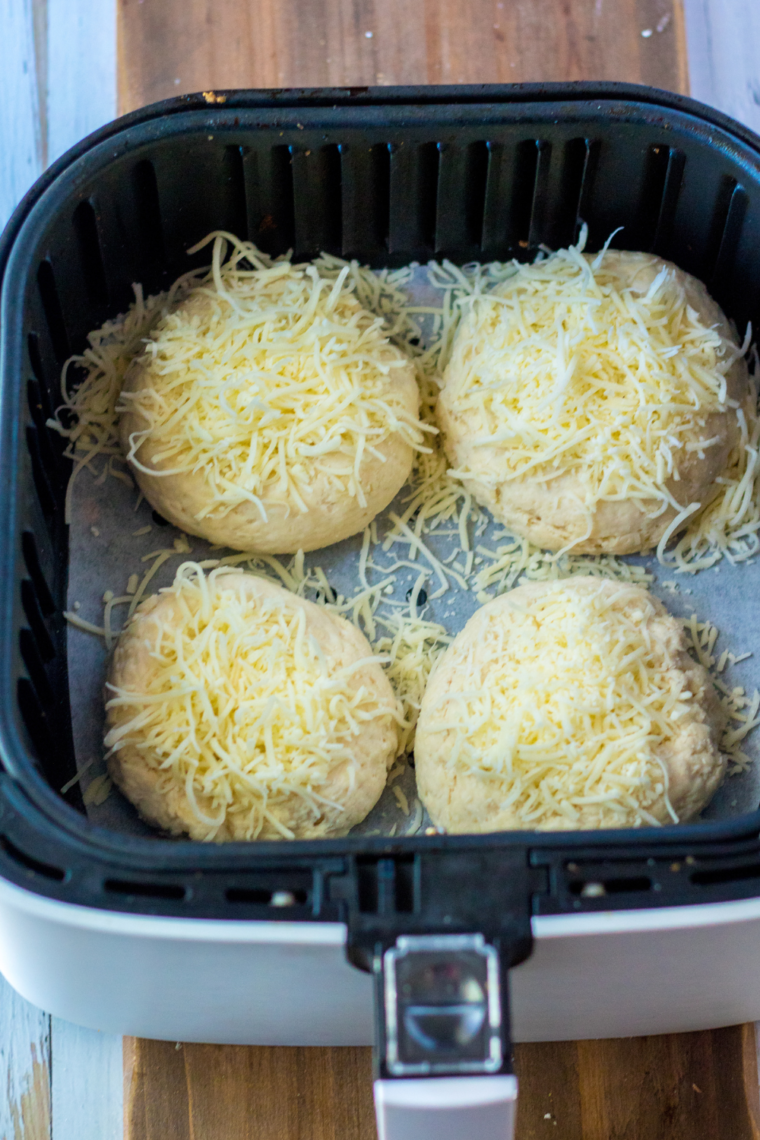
[372, 933, 517, 1140]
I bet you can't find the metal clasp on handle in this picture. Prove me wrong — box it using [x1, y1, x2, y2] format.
[382, 933, 503, 1076]
[373, 933, 517, 1140]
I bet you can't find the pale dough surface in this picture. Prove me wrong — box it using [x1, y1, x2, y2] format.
[106, 573, 399, 840]
[415, 577, 727, 832]
[437, 252, 749, 555]
[119, 292, 420, 554]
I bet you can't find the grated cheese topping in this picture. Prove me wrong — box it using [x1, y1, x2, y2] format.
[49, 281, 183, 522]
[441, 238, 746, 525]
[104, 564, 395, 840]
[425, 249, 760, 576]
[374, 612, 451, 755]
[58, 233, 760, 835]
[683, 614, 760, 773]
[421, 582, 706, 829]
[118, 232, 430, 522]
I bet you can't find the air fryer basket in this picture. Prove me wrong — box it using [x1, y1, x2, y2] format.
[3, 82, 760, 957]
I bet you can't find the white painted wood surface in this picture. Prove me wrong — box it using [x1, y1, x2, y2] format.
[50, 1018, 123, 1140]
[46, 0, 117, 165]
[0, 973, 50, 1139]
[0, 0, 117, 232]
[0, 3, 760, 1139]
[0, 0, 43, 232]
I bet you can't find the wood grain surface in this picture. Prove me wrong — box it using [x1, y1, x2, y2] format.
[124, 1027, 760, 1140]
[117, 2, 757, 1139]
[117, 0, 688, 114]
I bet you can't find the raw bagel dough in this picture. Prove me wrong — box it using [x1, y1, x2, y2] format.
[437, 251, 749, 555]
[120, 289, 420, 554]
[415, 577, 726, 832]
[106, 572, 399, 840]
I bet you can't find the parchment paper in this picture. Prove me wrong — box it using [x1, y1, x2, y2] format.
[65, 267, 760, 838]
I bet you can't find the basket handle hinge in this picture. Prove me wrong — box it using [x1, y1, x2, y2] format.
[332, 847, 538, 1140]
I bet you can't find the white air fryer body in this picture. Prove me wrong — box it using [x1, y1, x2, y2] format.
[2, 876, 760, 1044]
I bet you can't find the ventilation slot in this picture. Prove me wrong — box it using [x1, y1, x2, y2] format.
[37, 260, 69, 364]
[222, 145, 248, 241]
[26, 390, 49, 451]
[467, 141, 489, 248]
[340, 143, 391, 260]
[651, 148, 685, 256]
[394, 857, 416, 914]
[372, 143, 391, 252]
[389, 142, 439, 260]
[27, 333, 54, 422]
[691, 862, 760, 887]
[27, 383, 66, 494]
[1, 835, 65, 881]
[27, 373, 67, 497]
[22, 533, 55, 615]
[17, 677, 54, 762]
[104, 879, 186, 901]
[292, 144, 342, 257]
[434, 141, 489, 257]
[19, 629, 53, 706]
[21, 578, 54, 661]
[132, 159, 165, 268]
[26, 428, 58, 522]
[568, 875, 651, 897]
[72, 199, 108, 305]
[225, 887, 309, 906]
[527, 141, 552, 250]
[575, 138, 600, 237]
[705, 177, 747, 288]
[357, 856, 417, 914]
[637, 145, 685, 253]
[251, 145, 295, 256]
[417, 144, 439, 252]
[357, 858, 379, 913]
[26, 426, 56, 519]
[545, 137, 599, 250]
[507, 140, 544, 256]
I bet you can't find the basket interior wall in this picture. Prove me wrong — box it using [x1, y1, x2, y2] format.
[8, 99, 760, 824]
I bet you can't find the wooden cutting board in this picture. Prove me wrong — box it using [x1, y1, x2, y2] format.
[117, 2, 759, 1137]
[123, 1027, 760, 1139]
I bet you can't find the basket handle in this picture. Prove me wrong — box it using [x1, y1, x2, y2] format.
[374, 1075, 518, 1140]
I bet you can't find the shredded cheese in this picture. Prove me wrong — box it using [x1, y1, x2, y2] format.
[104, 564, 396, 840]
[374, 613, 451, 755]
[49, 281, 188, 522]
[442, 238, 744, 528]
[421, 582, 703, 829]
[83, 773, 112, 806]
[682, 615, 760, 772]
[117, 232, 430, 523]
[424, 244, 760, 575]
[59, 233, 760, 831]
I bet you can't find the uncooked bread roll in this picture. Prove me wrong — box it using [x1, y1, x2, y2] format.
[415, 577, 726, 832]
[105, 566, 399, 841]
[119, 234, 424, 554]
[437, 248, 749, 555]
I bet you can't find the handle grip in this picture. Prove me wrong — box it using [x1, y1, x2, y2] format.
[374, 1075, 518, 1140]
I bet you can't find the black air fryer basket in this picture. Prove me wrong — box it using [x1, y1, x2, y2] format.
[3, 82, 760, 1080]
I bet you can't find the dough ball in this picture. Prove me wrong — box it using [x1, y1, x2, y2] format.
[437, 249, 749, 555]
[105, 568, 399, 840]
[119, 240, 423, 553]
[415, 577, 726, 832]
